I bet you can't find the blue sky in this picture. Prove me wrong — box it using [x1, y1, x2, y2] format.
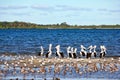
[0, 0, 120, 25]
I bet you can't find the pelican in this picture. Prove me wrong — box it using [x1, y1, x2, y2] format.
[46, 44, 52, 58]
[100, 45, 106, 58]
[67, 46, 72, 58]
[103, 45, 106, 56]
[71, 47, 74, 58]
[87, 45, 93, 59]
[55, 45, 64, 58]
[73, 48, 77, 58]
[80, 45, 87, 57]
[38, 46, 44, 57]
[92, 45, 97, 58]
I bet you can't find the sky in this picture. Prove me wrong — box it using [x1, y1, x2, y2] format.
[0, 0, 120, 25]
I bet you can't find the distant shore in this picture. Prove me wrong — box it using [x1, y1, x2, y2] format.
[0, 21, 120, 29]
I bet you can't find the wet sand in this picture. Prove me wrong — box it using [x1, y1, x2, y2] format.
[4, 56, 120, 67]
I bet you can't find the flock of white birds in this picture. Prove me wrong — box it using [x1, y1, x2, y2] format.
[39, 44, 107, 59]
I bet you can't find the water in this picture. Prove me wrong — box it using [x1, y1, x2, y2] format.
[0, 29, 120, 56]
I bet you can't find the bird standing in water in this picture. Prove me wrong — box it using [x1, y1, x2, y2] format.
[92, 45, 97, 58]
[55, 45, 64, 58]
[38, 46, 44, 57]
[100, 45, 106, 58]
[46, 44, 52, 58]
[80, 45, 87, 57]
[87, 45, 93, 59]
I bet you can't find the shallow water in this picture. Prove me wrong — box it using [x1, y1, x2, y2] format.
[0, 55, 120, 80]
[1, 63, 120, 80]
[0, 29, 120, 56]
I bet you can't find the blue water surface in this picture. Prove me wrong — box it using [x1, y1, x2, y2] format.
[0, 29, 120, 56]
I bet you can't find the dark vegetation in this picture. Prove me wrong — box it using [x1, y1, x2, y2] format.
[0, 21, 120, 29]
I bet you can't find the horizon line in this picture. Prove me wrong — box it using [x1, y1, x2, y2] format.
[0, 20, 120, 26]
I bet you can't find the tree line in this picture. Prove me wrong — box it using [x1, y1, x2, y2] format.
[0, 21, 120, 29]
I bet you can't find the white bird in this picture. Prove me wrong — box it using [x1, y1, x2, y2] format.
[73, 48, 77, 58]
[103, 45, 107, 53]
[80, 45, 87, 57]
[88, 45, 93, 53]
[86, 45, 93, 59]
[67, 46, 72, 58]
[46, 44, 52, 58]
[71, 47, 74, 58]
[100, 45, 106, 58]
[92, 45, 97, 58]
[55, 45, 64, 58]
[38, 46, 44, 57]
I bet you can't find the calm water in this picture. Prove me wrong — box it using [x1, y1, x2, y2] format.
[0, 29, 120, 56]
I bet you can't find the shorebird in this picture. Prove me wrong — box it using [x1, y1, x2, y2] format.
[80, 45, 87, 57]
[55, 45, 64, 58]
[46, 44, 52, 58]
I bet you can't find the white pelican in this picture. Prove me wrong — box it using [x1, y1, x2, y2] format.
[55, 45, 64, 58]
[71, 47, 74, 58]
[67, 46, 72, 58]
[103, 45, 107, 55]
[92, 45, 97, 58]
[86, 45, 93, 59]
[46, 44, 52, 58]
[73, 48, 77, 58]
[100, 45, 106, 58]
[38, 46, 44, 57]
[80, 45, 87, 57]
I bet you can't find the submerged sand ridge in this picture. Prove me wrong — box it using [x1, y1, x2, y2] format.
[1, 56, 119, 67]
[6, 56, 120, 67]
[0, 55, 120, 80]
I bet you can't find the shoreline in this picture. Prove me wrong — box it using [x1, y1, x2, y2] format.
[0, 54, 120, 67]
[0, 28, 120, 29]
[0, 21, 120, 29]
